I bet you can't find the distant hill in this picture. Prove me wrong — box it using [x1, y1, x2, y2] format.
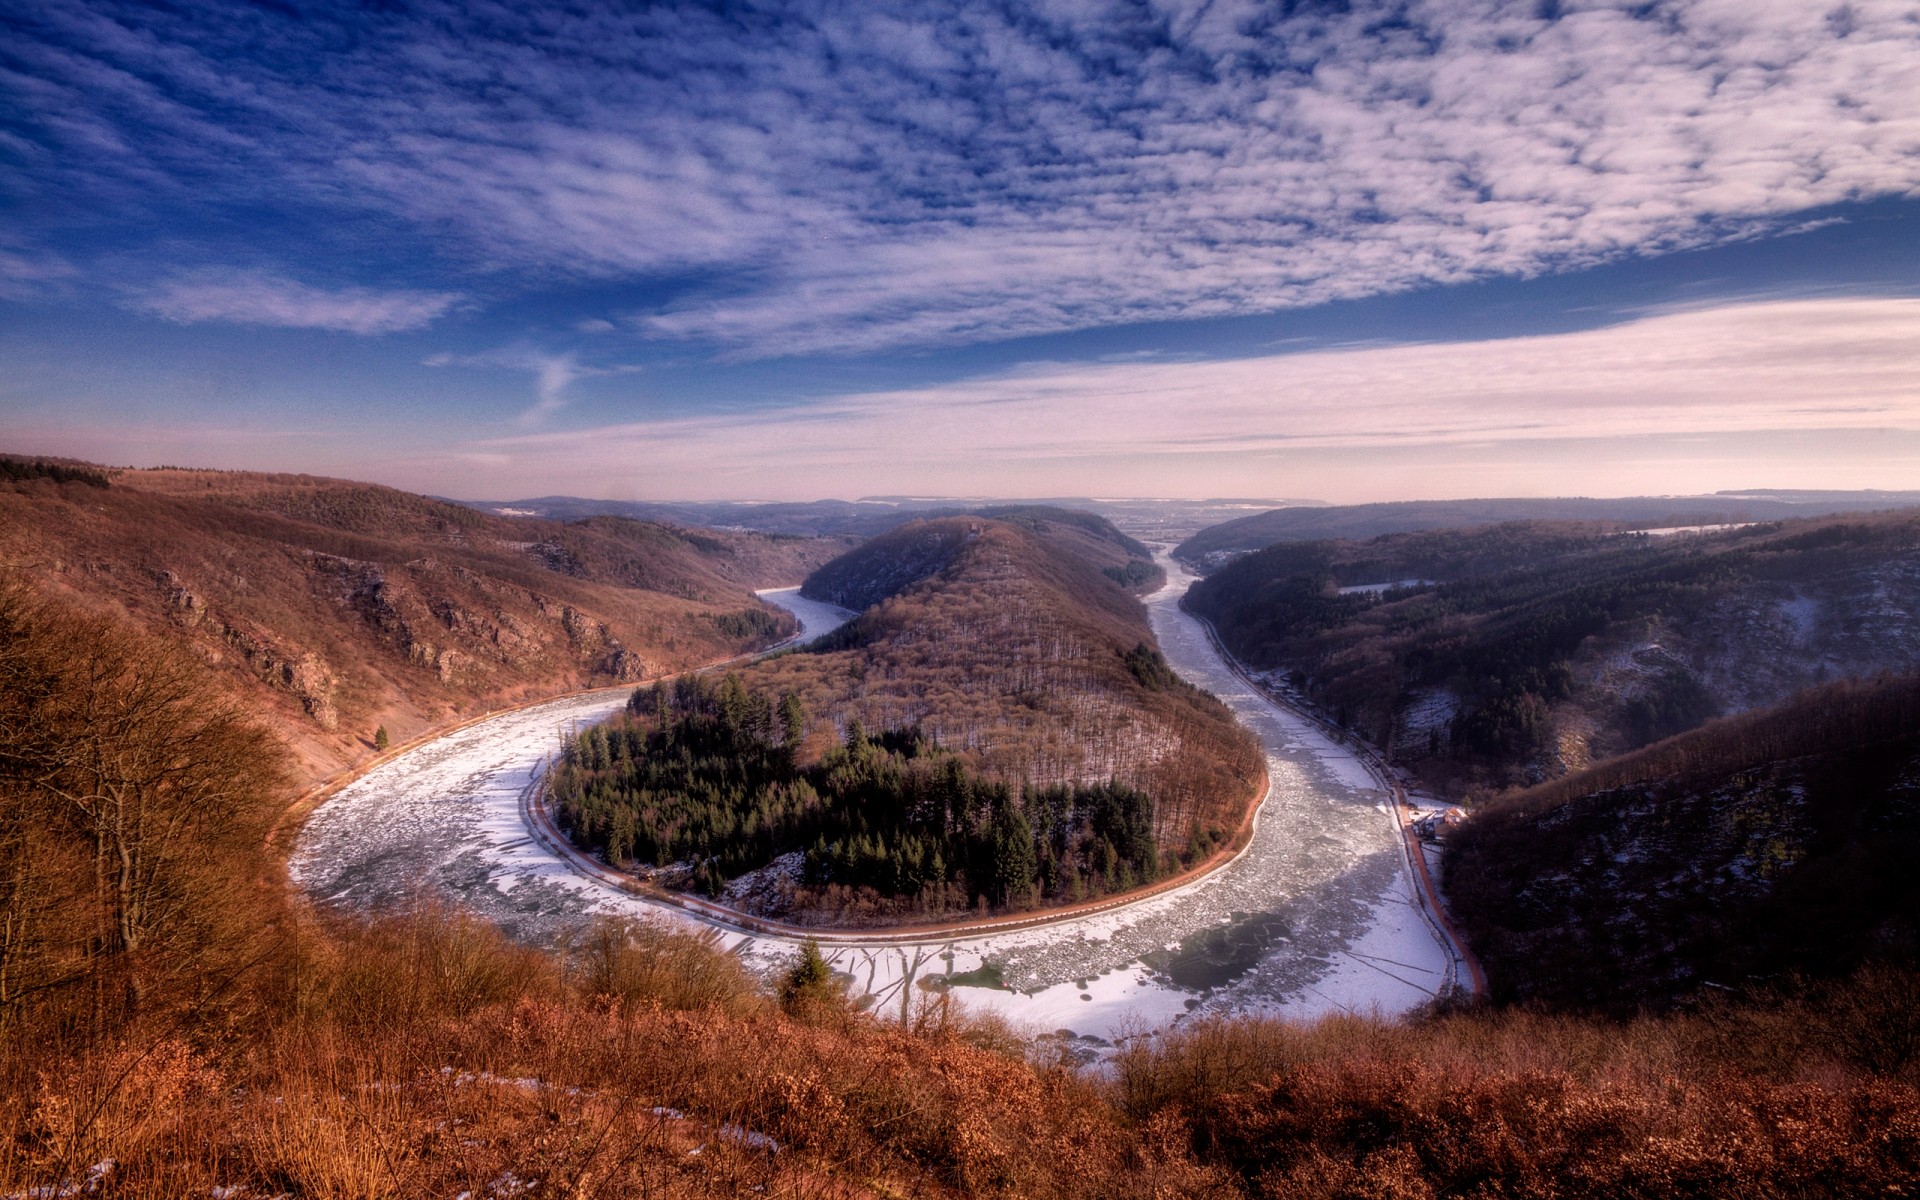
[457, 494, 1316, 542]
[598, 512, 1263, 923]
[1447, 670, 1920, 1009]
[801, 506, 1161, 612]
[1175, 490, 1920, 563]
[0, 458, 847, 783]
[1183, 511, 1920, 797]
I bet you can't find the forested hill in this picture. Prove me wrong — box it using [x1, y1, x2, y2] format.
[1183, 511, 1920, 797]
[1447, 670, 1920, 1010]
[0, 457, 847, 783]
[1175, 490, 1920, 563]
[565, 513, 1261, 923]
[799, 506, 1161, 613]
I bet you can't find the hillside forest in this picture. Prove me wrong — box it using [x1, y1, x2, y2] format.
[1446, 667, 1920, 1012]
[552, 512, 1263, 921]
[1183, 511, 1920, 797]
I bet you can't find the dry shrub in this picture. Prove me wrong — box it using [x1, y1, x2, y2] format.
[1212, 1060, 1920, 1199]
[285, 903, 563, 1030]
[568, 916, 765, 1017]
[7, 919, 1920, 1198]
[18, 1037, 223, 1185]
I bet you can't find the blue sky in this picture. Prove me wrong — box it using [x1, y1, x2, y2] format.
[3, 0, 1919, 502]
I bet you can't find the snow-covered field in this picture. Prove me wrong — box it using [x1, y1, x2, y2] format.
[291, 567, 1453, 1044]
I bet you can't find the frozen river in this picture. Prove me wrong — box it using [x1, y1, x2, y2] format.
[291, 565, 1453, 1041]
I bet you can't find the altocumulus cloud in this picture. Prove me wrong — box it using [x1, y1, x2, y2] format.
[134, 272, 462, 335]
[4, 1, 1919, 356]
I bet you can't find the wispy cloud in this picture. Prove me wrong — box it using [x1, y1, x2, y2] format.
[423, 346, 611, 425]
[5, 2, 1919, 356]
[0, 238, 77, 301]
[523, 353, 584, 425]
[133, 271, 462, 334]
[450, 298, 1920, 495]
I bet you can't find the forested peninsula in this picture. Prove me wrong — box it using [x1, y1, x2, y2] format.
[550, 511, 1263, 923]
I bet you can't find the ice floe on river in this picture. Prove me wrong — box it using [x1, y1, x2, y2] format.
[291, 570, 1453, 1043]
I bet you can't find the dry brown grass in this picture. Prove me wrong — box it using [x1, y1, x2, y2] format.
[1115, 1004, 1920, 1198]
[9, 910, 1920, 1198]
[0, 910, 1234, 1199]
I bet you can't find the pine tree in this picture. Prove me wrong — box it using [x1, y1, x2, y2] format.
[780, 692, 806, 747]
[374, 725, 390, 751]
[780, 937, 841, 1012]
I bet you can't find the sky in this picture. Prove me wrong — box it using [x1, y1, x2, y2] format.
[3, 0, 1919, 503]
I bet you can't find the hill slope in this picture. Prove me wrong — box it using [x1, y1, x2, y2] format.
[1184, 512, 1920, 796]
[781, 516, 1244, 817]
[0, 459, 846, 783]
[558, 513, 1261, 923]
[1446, 671, 1920, 1009]
[1176, 491, 1920, 563]
[800, 506, 1161, 613]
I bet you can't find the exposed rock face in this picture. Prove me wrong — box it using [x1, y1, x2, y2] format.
[600, 647, 647, 681]
[156, 569, 207, 627]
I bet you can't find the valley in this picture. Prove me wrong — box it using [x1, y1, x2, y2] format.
[11, 463, 1920, 1195]
[290, 557, 1459, 1040]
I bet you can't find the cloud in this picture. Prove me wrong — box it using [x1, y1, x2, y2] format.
[133, 271, 462, 334]
[422, 345, 608, 424]
[452, 297, 1920, 495]
[0, 236, 78, 301]
[522, 353, 583, 425]
[6, 2, 1920, 355]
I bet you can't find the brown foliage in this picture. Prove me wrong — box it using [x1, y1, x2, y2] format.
[0, 461, 839, 785]
[0, 584, 289, 1034]
[1119, 1006, 1920, 1199]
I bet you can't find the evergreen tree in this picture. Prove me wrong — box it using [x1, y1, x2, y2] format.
[779, 691, 806, 747]
[780, 937, 840, 1012]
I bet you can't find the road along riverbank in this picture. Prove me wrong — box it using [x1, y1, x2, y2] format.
[292, 566, 1456, 1041]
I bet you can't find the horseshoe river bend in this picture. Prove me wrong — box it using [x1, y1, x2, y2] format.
[290, 556, 1461, 1046]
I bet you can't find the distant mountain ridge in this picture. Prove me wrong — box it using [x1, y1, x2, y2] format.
[1176, 490, 1920, 563]
[455, 494, 1316, 542]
